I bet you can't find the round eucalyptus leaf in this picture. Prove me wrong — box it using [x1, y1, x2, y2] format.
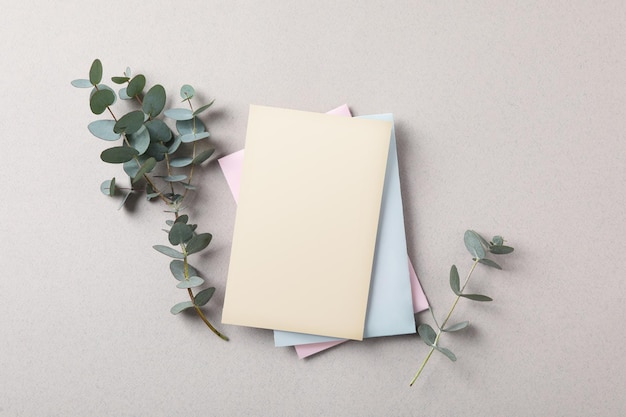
[170, 301, 194, 315]
[89, 59, 103, 85]
[180, 132, 210, 143]
[164, 108, 193, 121]
[180, 84, 195, 99]
[449, 265, 460, 295]
[176, 276, 204, 289]
[434, 345, 457, 362]
[88, 120, 120, 141]
[192, 148, 215, 165]
[491, 236, 504, 246]
[89, 89, 115, 115]
[119, 87, 131, 100]
[194, 287, 215, 306]
[464, 230, 486, 260]
[71, 79, 92, 88]
[90, 84, 118, 106]
[489, 245, 514, 255]
[478, 258, 502, 270]
[126, 74, 146, 97]
[170, 157, 193, 168]
[100, 178, 116, 196]
[124, 67, 131, 77]
[417, 324, 437, 347]
[114, 110, 145, 135]
[100, 146, 139, 164]
[143, 84, 166, 117]
[123, 159, 140, 178]
[118, 191, 131, 210]
[169, 260, 199, 281]
[186, 233, 212, 255]
[183, 183, 197, 190]
[132, 157, 157, 184]
[163, 175, 188, 182]
[128, 125, 150, 155]
[168, 222, 193, 245]
[176, 117, 206, 135]
[145, 119, 172, 143]
[192, 99, 215, 116]
[460, 293, 493, 302]
[112, 76, 129, 84]
[443, 321, 470, 332]
[152, 245, 185, 259]
[168, 136, 182, 154]
[175, 214, 189, 224]
[145, 142, 168, 161]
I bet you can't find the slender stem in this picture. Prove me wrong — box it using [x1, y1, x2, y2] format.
[409, 258, 480, 386]
[181, 243, 228, 341]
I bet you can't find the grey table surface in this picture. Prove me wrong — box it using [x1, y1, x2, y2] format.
[1, 1, 624, 416]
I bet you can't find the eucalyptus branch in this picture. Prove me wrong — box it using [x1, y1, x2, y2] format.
[73, 59, 227, 341]
[410, 230, 514, 386]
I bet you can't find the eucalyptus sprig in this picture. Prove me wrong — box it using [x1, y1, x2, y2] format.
[72, 59, 228, 341]
[410, 230, 514, 385]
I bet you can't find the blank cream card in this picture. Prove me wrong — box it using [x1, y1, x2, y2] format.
[222, 105, 392, 340]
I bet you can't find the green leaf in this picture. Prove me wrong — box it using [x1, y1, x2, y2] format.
[180, 84, 195, 99]
[170, 301, 194, 315]
[132, 157, 157, 184]
[175, 214, 189, 224]
[186, 233, 212, 255]
[114, 110, 145, 135]
[169, 222, 193, 245]
[126, 74, 146, 97]
[170, 157, 193, 167]
[181, 132, 210, 143]
[128, 125, 150, 155]
[100, 178, 116, 196]
[491, 236, 504, 246]
[88, 120, 120, 141]
[490, 245, 514, 255]
[123, 159, 140, 178]
[176, 117, 206, 135]
[183, 183, 197, 190]
[100, 146, 139, 164]
[145, 143, 169, 161]
[163, 175, 188, 182]
[118, 87, 131, 100]
[152, 245, 184, 259]
[71, 79, 92, 88]
[478, 258, 502, 270]
[192, 99, 215, 116]
[434, 345, 457, 361]
[165, 108, 193, 121]
[89, 59, 102, 85]
[89, 89, 115, 115]
[169, 260, 198, 281]
[143, 84, 166, 117]
[417, 324, 437, 347]
[192, 148, 215, 165]
[176, 276, 204, 289]
[449, 265, 460, 295]
[443, 321, 469, 332]
[168, 136, 182, 154]
[194, 287, 215, 306]
[145, 119, 172, 143]
[118, 191, 131, 210]
[460, 293, 493, 302]
[464, 230, 486, 259]
[111, 76, 129, 84]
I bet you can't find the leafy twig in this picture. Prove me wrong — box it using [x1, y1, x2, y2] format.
[73, 59, 226, 341]
[410, 230, 514, 386]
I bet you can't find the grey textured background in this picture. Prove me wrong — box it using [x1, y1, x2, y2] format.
[1, 1, 625, 416]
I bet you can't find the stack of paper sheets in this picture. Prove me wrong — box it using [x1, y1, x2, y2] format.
[220, 104, 428, 358]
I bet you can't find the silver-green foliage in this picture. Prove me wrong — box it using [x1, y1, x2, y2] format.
[73, 59, 227, 341]
[410, 230, 514, 386]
